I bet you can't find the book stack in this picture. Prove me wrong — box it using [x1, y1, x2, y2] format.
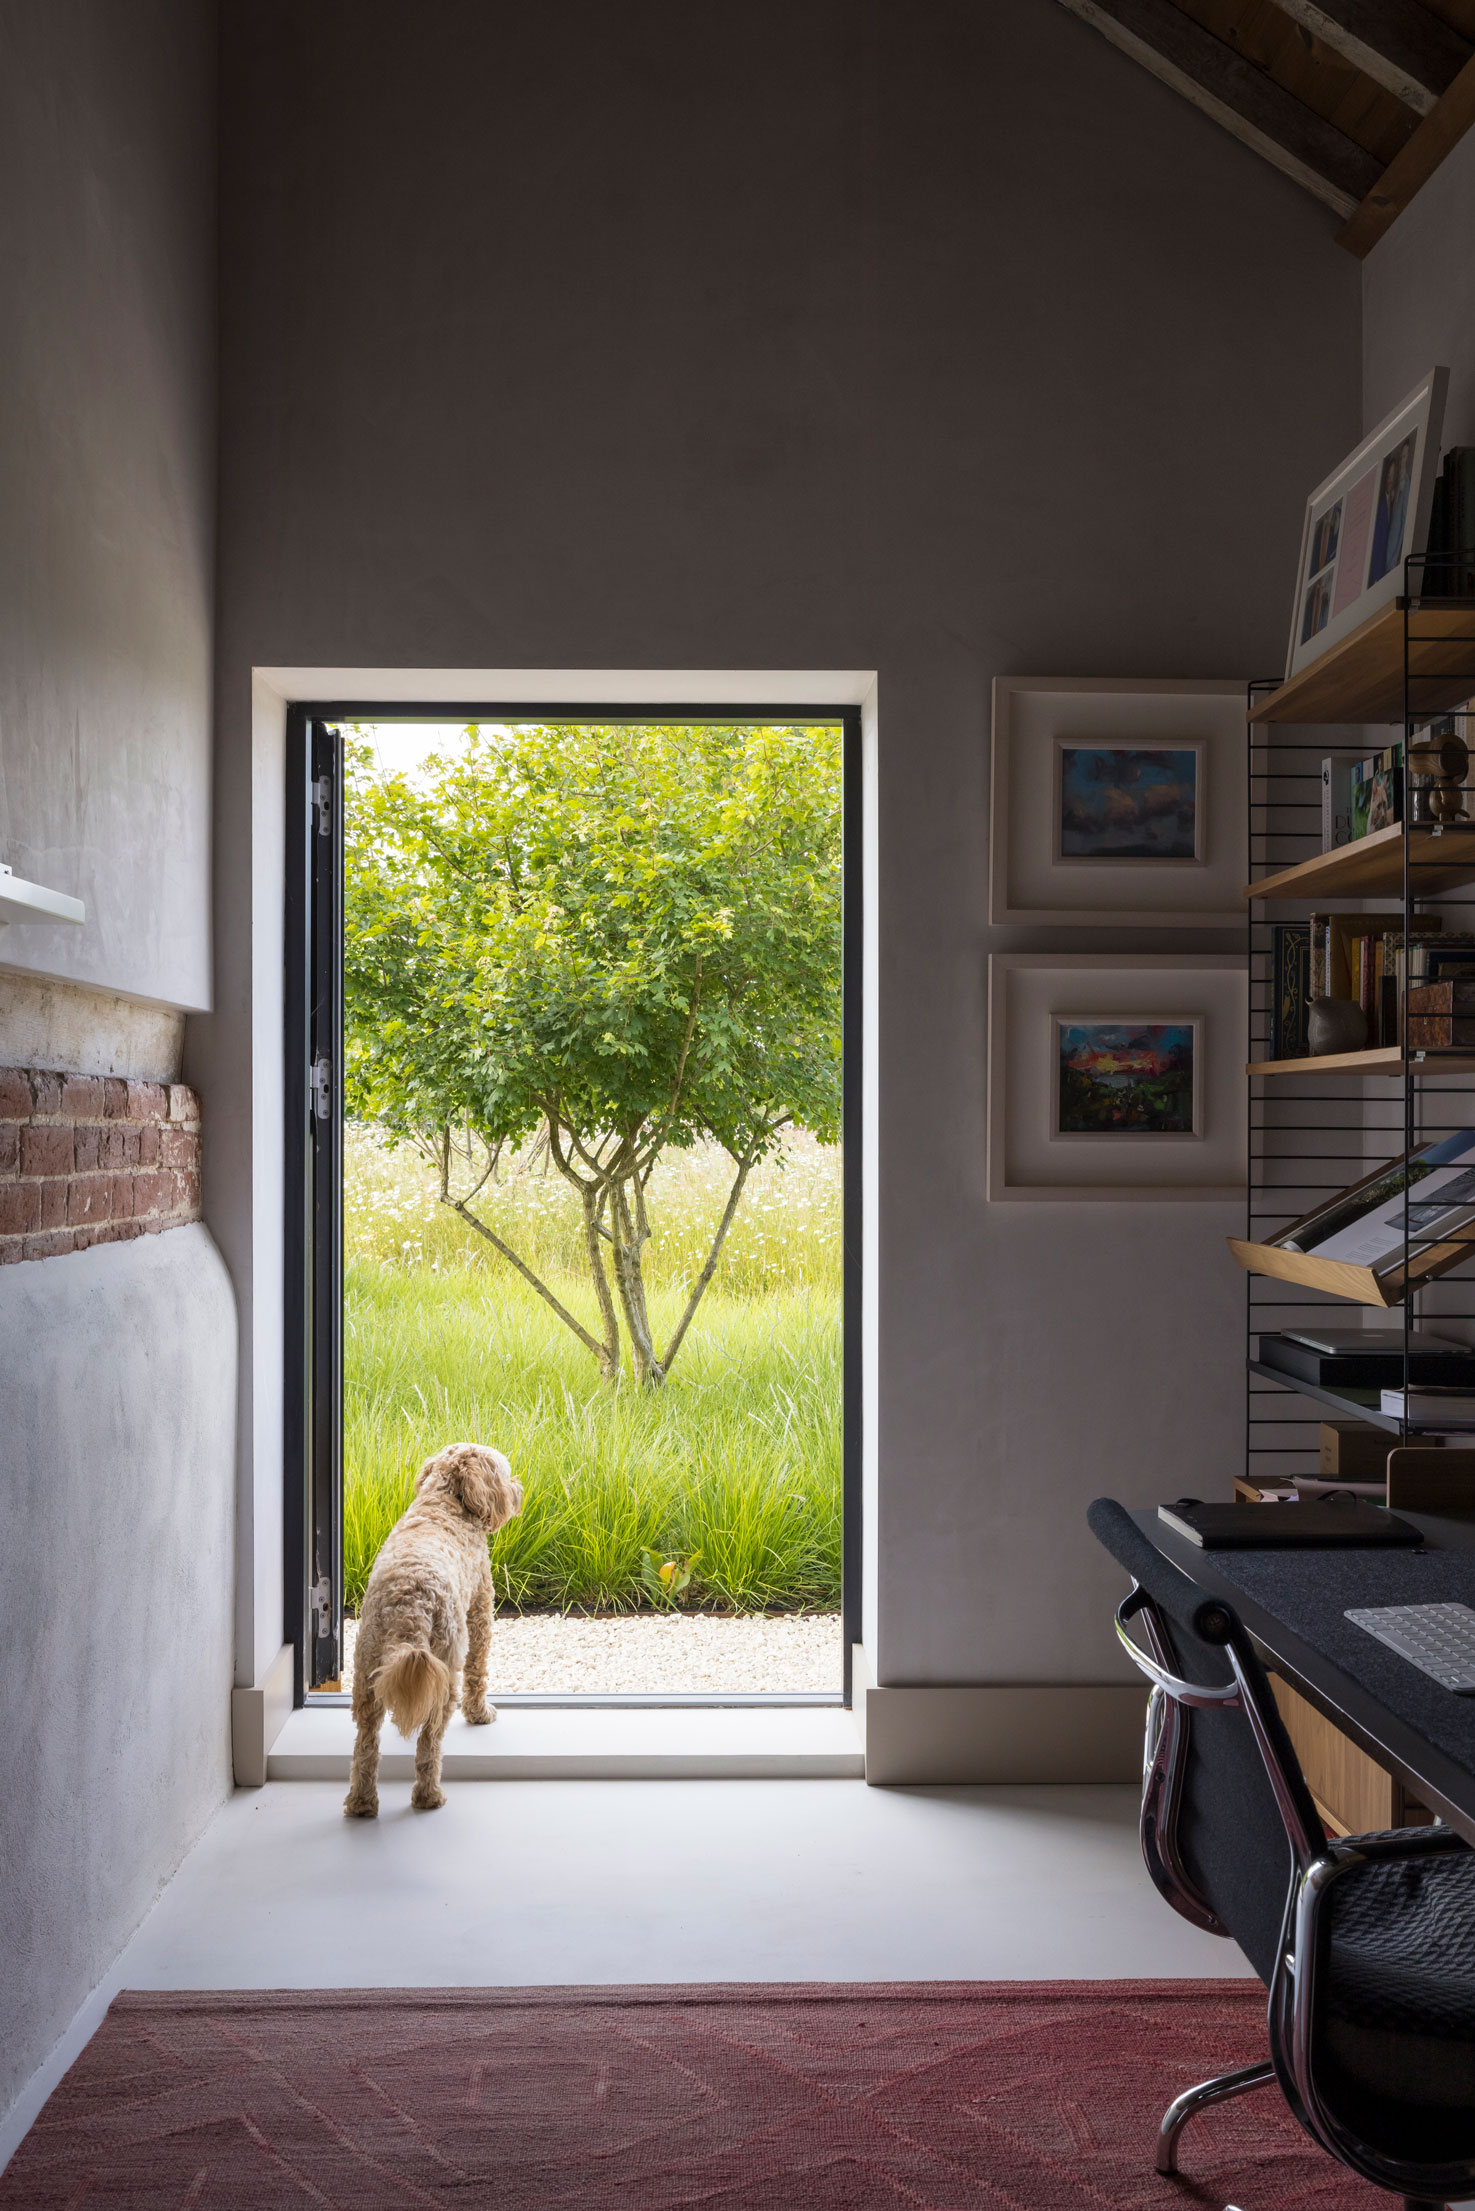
[1320, 745, 1402, 851]
[1267, 914, 1451, 1058]
[1409, 935, 1475, 984]
[1408, 979, 1475, 1048]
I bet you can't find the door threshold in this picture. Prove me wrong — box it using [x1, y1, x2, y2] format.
[305, 1691, 844, 1710]
[269, 1702, 865, 1781]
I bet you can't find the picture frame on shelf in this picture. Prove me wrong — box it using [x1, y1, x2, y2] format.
[1285, 366, 1448, 683]
[987, 954, 1248, 1201]
[989, 677, 1247, 926]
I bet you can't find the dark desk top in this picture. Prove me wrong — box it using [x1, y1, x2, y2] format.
[1132, 1506, 1475, 1844]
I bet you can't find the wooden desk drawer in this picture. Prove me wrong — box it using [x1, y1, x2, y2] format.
[1270, 1673, 1428, 1836]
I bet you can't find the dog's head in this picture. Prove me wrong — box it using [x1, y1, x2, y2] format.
[416, 1442, 522, 1531]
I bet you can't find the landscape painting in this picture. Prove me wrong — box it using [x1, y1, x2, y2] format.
[1056, 1020, 1196, 1136]
[1056, 745, 1199, 862]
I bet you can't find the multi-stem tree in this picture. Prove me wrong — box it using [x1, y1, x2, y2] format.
[343, 721, 841, 1387]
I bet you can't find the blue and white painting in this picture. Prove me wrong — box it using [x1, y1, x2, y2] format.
[1057, 746, 1199, 862]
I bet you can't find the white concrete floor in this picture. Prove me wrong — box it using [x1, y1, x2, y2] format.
[2, 1779, 1251, 2173]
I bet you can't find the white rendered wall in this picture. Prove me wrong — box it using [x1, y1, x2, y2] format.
[1363, 119, 1475, 444]
[0, 1229, 236, 2121]
[0, 0, 217, 1010]
[212, 0, 1363, 1702]
[0, 0, 233, 2139]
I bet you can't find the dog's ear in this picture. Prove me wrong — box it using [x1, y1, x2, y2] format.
[444, 1444, 517, 1529]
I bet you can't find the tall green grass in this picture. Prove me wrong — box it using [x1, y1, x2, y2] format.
[344, 1131, 841, 1613]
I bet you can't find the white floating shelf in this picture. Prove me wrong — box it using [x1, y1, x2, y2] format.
[0, 865, 84, 927]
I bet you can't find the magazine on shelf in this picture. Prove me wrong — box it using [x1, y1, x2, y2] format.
[1282, 1131, 1475, 1265]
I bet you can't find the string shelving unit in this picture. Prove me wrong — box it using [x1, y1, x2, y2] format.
[1244, 564, 1475, 1494]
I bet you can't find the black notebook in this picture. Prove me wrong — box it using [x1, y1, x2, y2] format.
[1158, 1499, 1423, 1550]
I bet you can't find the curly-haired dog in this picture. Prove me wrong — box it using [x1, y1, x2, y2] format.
[345, 1442, 522, 1817]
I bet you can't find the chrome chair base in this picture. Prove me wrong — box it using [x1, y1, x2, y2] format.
[1155, 2059, 1277, 2176]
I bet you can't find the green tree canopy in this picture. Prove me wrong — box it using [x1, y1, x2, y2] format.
[344, 720, 842, 1385]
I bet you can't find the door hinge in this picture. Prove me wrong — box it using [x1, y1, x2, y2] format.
[313, 774, 333, 836]
[310, 1576, 339, 1680]
[311, 1056, 331, 1121]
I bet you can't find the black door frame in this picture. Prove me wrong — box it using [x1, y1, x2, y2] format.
[284, 701, 863, 1706]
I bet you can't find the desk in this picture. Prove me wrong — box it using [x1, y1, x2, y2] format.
[1133, 1506, 1475, 1848]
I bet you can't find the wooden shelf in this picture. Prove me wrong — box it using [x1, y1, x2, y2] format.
[1248, 1047, 1475, 1076]
[1245, 819, 1475, 901]
[1250, 599, 1475, 726]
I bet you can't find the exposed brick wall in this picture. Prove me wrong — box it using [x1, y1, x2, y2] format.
[0, 1067, 201, 1263]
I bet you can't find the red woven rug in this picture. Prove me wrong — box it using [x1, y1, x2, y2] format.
[3, 1982, 1387, 2209]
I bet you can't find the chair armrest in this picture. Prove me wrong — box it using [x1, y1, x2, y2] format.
[1331, 1822, 1470, 1865]
[1116, 1596, 1243, 1710]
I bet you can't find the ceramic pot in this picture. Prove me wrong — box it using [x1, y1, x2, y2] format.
[1307, 997, 1368, 1056]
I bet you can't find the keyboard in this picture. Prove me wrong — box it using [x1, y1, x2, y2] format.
[1345, 1602, 1475, 1693]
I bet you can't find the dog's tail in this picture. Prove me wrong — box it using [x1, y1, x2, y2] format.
[373, 1644, 451, 1737]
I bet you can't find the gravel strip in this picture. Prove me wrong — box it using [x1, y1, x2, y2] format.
[339, 1611, 842, 1696]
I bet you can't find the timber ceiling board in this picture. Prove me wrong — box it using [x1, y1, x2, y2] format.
[1057, 0, 1475, 253]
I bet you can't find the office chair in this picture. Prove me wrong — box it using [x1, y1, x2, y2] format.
[1089, 1496, 1475, 2211]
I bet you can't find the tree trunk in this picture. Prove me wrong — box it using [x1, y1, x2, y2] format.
[579, 1185, 622, 1381]
[658, 1148, 758, 1377]
[610, 1179, 663, 1387]
[445, 1196, 616, 1376]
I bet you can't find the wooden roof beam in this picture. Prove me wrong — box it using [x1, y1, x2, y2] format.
[1276, 0, 1473, 115]
[1058, 0, 1384, 215]
[1339, 45, 1475, 248]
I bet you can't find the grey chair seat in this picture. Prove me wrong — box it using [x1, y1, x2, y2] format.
[1324, 1837, 1475, 2115]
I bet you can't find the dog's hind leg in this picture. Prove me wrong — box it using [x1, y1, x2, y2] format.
[410, 1683, 454, 1810]
[462, 1557, 495, 1726]
[344, 1675, 384, 1819]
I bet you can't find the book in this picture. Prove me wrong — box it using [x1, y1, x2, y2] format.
[1158, 1499, 1421, 1549]
[1422, 446, 1475, 597]
[1428, 463, 1451, 592]
[1410, 933, 1475, 984]
[1382, 1388, 1475, 1428]
[1309, 911, 1329, 1003]
[1321, 754, 1361, 851]
[1458, 448, 1475, 598]
[1317, 917, 1442, 1046]
[1269, 921, 1311, 1060]
[1351, 743, 1402, 839]
[1407, 980, 1475, 1049]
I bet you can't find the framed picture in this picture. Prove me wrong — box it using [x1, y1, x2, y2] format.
[987, 954, 1247, 1201]
[1053, 1017, 1201, 1139]
[990, 678, 1247, 926]
[1054, 742, 1202, 864]
[1286, 366, 1448, 682]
